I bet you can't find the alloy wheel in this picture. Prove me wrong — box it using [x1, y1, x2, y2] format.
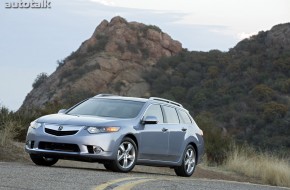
[117, 141, 136, 169]
[184, 148, 195, 174]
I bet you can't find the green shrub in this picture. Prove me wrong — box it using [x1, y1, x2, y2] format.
[252, 84, 275, 101]
[263, 102, 288, 122]
[32, 72, 48, 88]
[56, 59, 65, 69]
[88, 34, 109, 53]
[195, 112, 233, 165]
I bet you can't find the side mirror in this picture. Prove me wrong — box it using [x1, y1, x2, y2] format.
[142, 116, 158, 125]
[58, 109, 67, 114]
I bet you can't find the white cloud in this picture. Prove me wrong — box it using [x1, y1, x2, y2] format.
[237, 32, 257, 40]
[90, 0, 116, 6]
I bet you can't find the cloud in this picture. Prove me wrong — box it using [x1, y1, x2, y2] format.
[90, 0, 116, 6]
[237, 32, 257, 40]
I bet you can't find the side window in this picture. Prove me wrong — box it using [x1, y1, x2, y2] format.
[144, 104, 164, 123]
[178, 110, 192, 124]
[163, 106, 179, 123]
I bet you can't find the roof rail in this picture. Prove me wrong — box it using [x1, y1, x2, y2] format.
[149, 97, 183, 107]
[94, 94, 120, 97]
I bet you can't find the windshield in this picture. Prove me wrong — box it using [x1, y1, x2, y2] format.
[67, 99, 145, 119]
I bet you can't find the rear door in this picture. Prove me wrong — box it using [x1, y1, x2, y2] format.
[162, 106, 186, 162]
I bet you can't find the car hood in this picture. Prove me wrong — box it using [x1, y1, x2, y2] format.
[37, 113, 130, 126]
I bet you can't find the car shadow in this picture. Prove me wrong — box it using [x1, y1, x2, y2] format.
[52, 164, 175, 177]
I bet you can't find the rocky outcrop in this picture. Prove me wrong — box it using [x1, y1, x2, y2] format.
[265, 23, 290, 50]
[19, 16, 182, 111]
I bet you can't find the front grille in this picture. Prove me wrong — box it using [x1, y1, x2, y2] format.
[39, 142, 80, 152]
[45, 128, 78, 136]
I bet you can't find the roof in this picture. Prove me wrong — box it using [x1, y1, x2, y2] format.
[93, 94, 183, 107]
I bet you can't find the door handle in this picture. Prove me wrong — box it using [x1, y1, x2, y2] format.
[182, 128, 187, 132]
[162, 128, 168, 132]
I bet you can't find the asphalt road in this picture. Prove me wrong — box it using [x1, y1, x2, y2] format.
[0, 162, 289, 190]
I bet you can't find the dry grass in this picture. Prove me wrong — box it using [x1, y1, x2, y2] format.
[0, 120, 20, 146]
[0, 120, 29, 162]
[224, 145, 290, 187]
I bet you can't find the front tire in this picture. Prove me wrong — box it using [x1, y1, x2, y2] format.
[103, 163, 113, 171]
[174, 145, 196, 177]
[109, 137, 137, 173]
[30, 154, 58, 166]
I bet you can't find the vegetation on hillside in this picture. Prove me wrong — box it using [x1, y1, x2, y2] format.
[32, 72, 48, 89]
[0, 106, 36, 143]
[144, 36, 290, 156]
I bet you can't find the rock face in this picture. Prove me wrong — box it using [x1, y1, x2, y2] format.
[265, 23, 290, 50]
[19, 16, 182, 111]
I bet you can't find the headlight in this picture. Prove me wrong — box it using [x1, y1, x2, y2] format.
[87, 126, 120, 134]
[29, 120, 42, 129]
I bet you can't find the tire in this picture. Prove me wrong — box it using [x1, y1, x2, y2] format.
[103, 162, 113, 171]
[110, 137, 137, 173]
[174, 145, 196, 177]
[30, 154, 58, 166]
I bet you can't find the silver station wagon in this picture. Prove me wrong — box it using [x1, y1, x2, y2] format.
[25, 94, 204, 177]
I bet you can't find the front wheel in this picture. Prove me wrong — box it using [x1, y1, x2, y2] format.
[30, 154, 58, 166]
[174, 145, 196, 177]
[109, 138, 137, 173]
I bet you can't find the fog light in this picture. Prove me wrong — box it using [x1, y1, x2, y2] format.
[93, 146, 103, 154]
[26, 140, 34, 148]
[26, 140, 31, 147]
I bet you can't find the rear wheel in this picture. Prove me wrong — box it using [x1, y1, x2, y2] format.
[30, 154, 58, 166]
[109, 138, 137, 173]
[174, 145, 196, 177]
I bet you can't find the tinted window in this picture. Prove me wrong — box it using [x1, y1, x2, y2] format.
[144, 104, 164, 123]
[163, 106, 179, 123]
[67, 99, 145, 118]
[178, 110, 192, 124]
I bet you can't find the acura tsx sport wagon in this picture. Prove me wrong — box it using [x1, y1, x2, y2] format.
[25, 94, 204, 177]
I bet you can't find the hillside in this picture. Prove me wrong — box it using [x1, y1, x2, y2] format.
[19, 16, 182, 112]
[145, 23, 290, 152]
[19, 17, 290, 153]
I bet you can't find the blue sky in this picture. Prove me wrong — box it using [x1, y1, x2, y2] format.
[0, 0, 289, 110]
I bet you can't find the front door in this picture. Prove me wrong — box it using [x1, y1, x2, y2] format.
[138, 104, 169, 161]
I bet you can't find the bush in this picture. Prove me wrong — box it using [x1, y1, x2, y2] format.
[56, 59, 65, 69]
[263, 102, 288, 122]
[195, 112, 233, 165]
[0, 105, 31, 144]
[252, 84, 275, 101]
[145, 25, 162, 33]
[88, 34, 109, 53]
[0, 120, 21, 146]
[32, 72, 48, 89]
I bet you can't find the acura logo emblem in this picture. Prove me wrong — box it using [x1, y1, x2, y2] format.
[58, 126, 63, 131]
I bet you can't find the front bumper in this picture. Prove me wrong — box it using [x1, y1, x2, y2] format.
[25, 125, 121, 162]
[25, 147, 114, 162]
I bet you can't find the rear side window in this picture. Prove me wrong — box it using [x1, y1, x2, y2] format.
[144, 104, 164, 123]
[178, 110, 192, 124]
[163, 106, 179, 123]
